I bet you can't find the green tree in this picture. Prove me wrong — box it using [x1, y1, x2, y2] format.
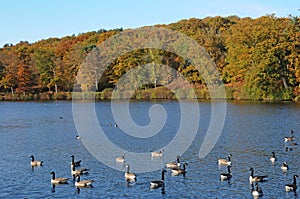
[33, 48, 59, 92]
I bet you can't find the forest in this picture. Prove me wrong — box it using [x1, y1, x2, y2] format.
[0, 15, 300, 101]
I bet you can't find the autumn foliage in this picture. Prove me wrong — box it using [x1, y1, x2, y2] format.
[0, 16, 300, 101]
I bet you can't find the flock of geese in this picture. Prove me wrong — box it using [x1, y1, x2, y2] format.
[30, 154, 94, 191]
[216, 129, 298, 198]
[116, 153, 187, 189]
[30, 150, 187, 194]
[30, 129, 298, 197]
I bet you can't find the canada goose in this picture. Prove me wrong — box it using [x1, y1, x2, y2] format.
[76, 135, 81, 140]
[30, 155, 43, 166]
[285, 175, 298, 192]
[171, 162, 188, 176]
[252, 183, 263, 197]
[71, 163, 89, 176]
[151, 149, 164, 157]
[125, 164, 136, 181]
[116, 153, 125, 163]
[75, 175, 94, 188]
[150, 169, 167, 189]
[220, 166, 232, 181]
[249, 168, 268, 183]
[71, 155, 82, 167]
[285, 136, 294, 142]
[285, 147, 293, 151]
[290, 141, 298, 146]
[281, 162, 289, 172]
[50, 171, 69, 184]
[270, 151, 277, 163]
[218, 154, 232, 166]
[166, 155, 181, 169]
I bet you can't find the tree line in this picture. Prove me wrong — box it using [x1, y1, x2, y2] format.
[0, 15, 299, 101]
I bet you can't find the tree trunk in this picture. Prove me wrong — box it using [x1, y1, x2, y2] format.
[10, 87, 14, 99]
[275, 53, 288, 89]
[153, 63, 157, 88]
[94, 68, 98, 91]
[281, 74, 288, 89]
[55, 83, 58, 93]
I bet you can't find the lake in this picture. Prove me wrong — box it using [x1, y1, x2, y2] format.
[0, 100, 299, 198]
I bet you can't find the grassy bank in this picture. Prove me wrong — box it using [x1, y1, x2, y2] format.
[0, 86, 299, 102]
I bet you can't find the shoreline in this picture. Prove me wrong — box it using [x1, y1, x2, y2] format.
[1, 86, 299, 102]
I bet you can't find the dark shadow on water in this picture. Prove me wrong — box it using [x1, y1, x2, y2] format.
[31, 165, 41, 171]
[51, 184, 56, 193]
[285, 191, 298, 198]
[126, 178, 137, 187]
[51, 183, 69, 193]
[161, 186, 166, 195]
[150, 185, 166, 195]
[76, 186, 94, 194]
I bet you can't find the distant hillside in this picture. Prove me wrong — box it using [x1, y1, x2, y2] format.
[0, 15, 300, 101]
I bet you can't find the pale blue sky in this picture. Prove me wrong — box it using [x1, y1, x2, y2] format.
[0, 0, 299, 47]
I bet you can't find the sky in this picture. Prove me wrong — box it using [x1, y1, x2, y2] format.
[0, 0, 299, 47]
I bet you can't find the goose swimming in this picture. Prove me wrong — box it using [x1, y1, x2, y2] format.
[252, 183, 263, 197]
[151, 149, 164, 157]
[166, 155, 181, 169]
[125, 164, 136, 181]
[281, 162, 289, 173]
[71, 155, 82, 167]
[270, 151, 277, 163]
[50, 171, 69, 184]
[285, 175, 298, 192]
[75, 175, 94, 188]
[171, 162, 188, 176]
[71, 163, 89, 176]
[116, 153, 125, 163]
[30, 155, 43, 166]
[218, 154, 232, 166]
[249, 168, 268, 183]
[150, 169, 167, 189]
[220, 166, 232, 181]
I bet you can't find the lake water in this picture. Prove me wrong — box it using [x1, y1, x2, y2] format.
[0, 100, 300, 198]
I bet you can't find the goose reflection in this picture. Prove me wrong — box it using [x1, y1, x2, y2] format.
[51, 184, 56, 193]
[161, 185, 166, 195]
